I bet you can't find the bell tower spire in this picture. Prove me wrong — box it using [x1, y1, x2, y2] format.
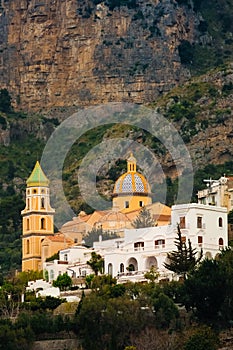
[21, 161, 55, 271]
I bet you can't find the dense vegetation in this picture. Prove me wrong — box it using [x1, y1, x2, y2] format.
[1, 247, 233, 349]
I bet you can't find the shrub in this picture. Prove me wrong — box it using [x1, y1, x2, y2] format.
[0, 89, 12, 113]
[178, 40, 194, 64]
[184, 326, 219, 350]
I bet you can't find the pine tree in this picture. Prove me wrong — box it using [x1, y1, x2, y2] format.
[164, 224, 202, 279]
[132, 206, 155, 228]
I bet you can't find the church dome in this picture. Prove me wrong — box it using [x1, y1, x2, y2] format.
[113, 154, 150, 196]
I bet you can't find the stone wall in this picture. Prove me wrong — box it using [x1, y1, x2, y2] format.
[0, 0, 199, 111]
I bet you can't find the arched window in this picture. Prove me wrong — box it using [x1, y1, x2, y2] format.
[219, 237, 224, 248]
[108, 263, 113, 276]
[26, 239, 30, 254]
[120, 263, 124, 273]
[26, 218, 30, 231]
[41, 218, 45, 230]
[41, 197, 45, 209]
[64, 253, 68, 261]
[27, 198, 30, 210]
[219, 217, 223, 227]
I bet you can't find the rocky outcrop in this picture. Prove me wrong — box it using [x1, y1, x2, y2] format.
[0, 0, 199, 111]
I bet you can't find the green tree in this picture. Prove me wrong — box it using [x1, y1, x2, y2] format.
[152, 292, 179, 329]
[228, 209, 233, 225]
[164, 225, 202, 279]
[216, 248, 233, 325]
[184, 325, 219, 350]
[76, 294, 149, 350]
[144, 266, 159, 284]
[53, 273, 72, 291]
[87, 252, 104, 276]
[183, 258, 226, 323]
[178, 40, 194, 64]
[84, 226, 119, 247]
[132, 206, 155, 228]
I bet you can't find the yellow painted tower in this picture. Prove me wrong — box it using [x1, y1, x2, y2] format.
[21, 161, 55, 271]
[112, 153, 152, 213]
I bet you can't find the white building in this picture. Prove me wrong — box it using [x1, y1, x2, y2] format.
[43, 203, 228, 284]
[197, 175, 233, 212]
[94, 203, 228, 282]
[44, 245, 94, 283]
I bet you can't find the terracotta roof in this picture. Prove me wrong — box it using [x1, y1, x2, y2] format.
[45, 233, 73, 243]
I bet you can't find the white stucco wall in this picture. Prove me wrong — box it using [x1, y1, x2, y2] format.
[102, 203, 228, 279]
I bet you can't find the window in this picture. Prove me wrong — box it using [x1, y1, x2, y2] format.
[108, 263, 113, 276]
[74, 238, 78, 243]
[180, 216, 185, 229]
[197, 216, 202, 229]
[219, 217, 223, 227]
[198, 236, 203, 247]
[134, 242, 144, 251]
[41, 197, 45, 209]
[181, 236, 186, 243]
[155, 239, 165, 248]
[26, 239, 30, 254]
[41, 218, 45, 229]
[219, 238, 224, 247]
[26, 218, 30, 231]
[125, 201, 129, 208]
[64, 253, 68, 261]
[120, 263, 124, 273]
[33, 189, 37, 194]
[27, 198, 30, 210]
[139, 201, 144, 207]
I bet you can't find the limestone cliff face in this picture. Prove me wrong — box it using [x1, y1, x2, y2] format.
[0, 0, 199, 111]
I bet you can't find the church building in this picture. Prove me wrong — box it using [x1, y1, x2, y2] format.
[21, 155, 171, 271]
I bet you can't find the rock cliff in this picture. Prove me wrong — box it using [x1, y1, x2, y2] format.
[0, 0, 199, 111]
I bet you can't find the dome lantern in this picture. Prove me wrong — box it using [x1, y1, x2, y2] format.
[112, 154, 152, 212]
[127, 152, 137, 172]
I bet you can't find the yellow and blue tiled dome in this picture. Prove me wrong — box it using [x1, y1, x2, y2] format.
[113, 154, 150, 196]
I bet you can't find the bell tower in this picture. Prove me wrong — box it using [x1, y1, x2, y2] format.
[21, 161, 55, 271]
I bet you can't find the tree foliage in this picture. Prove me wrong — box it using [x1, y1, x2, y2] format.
[87, 251, 104, 276]
[164, 225, 202, 279]
[84, 226, 119, 247]
[52, 273, 72, 291]
[184, 325, 219, 350]
[0, 89, 12, 113]
[132, 206, 155, 228]
[182, 249, 233, 325]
